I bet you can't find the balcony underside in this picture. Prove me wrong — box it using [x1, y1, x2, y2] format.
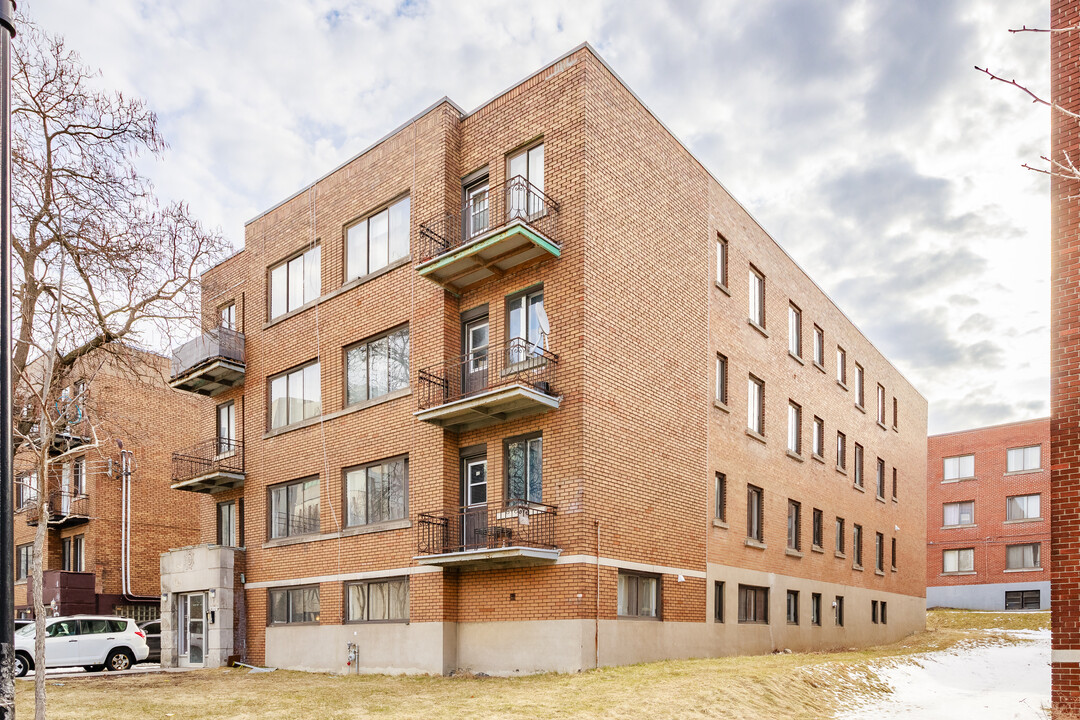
[169, 359, 245, 397]
[414, 383, 560, 432]
[27, 514, 89, 529]
[170, 470, 245, 494]
[414, 546, 561, 569]
[416, 220, 560, 294]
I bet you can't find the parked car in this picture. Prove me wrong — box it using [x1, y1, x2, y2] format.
[14, 620, 31, 632]
[138, 619, 160, 663]
[13, 615, 150, 676]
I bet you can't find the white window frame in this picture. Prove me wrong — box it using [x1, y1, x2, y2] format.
[747, 375, 764, 435]
[943, 454, 975, 481]
[346, 196, 411, 282]
[1007, 493, 1041, 521]
[269, 361, 321, 429]
[748, 266, 765, 328]
[788, 304, 801, 358]
[943, 500, 975, 527]
[1007, 445, 1042, 473]
[269, 245, 320, 319]
[787, 402, 801, 455]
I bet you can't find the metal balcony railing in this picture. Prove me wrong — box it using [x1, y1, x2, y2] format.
[171, 438, 244, 485]
[170, 326, 245, 379]
[417, 337, 558, 411]
[416, 176, 560, 264]
[417, 501, 557, 556]
[25, 490, 90, 525]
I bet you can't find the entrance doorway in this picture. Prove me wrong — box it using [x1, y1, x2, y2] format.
[177, 592, 206, 667]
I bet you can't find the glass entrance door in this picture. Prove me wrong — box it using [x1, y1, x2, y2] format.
[177, 592, 206, 667]
[462, 318, 489, 397]
[462, 458, 487, 550]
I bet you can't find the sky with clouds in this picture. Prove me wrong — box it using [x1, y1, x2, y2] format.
[27, 0, 1049, 434]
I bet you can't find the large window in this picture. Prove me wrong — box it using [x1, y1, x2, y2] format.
[220, 302, 236, 330]
[716, 235, 728, 288]
[749, 266, 765, 328]
[508, 143, 545, 216]
[346, 577, 409, 623]
[738, 584, 768, 624]
[813, 416, 824, 458]
[269, 586, 320, 625]
[747, 485, 764, 542]
[943, 548, 975, 573]
[16, 471, 38, 510]
[1006, 543, 1041, 570]
[345, 326, 409, 405]
[854, 363, 865, 407]
[813, 325, 824, 367]
[507, 287, 546, 361]
[1007, 494, 1041, 521]
[944, 454, 975, 481]
[747, 375, 764, 435]
[506, 435, 542, 504]
[345, 457, 407, 527]
[715, 473, 727, 522]
[618, 572, 659, 618]
[346, 196, 410, 281]
[1007, 445, 1042, 472]
[269, 362, 321, 429]
[788, 304, 802, 358]
[61, 535, 84, 572]
[16, 543, 32, 581]
[269, 245, 320, 319]
[787, 402, 801, 455]
[270, 478, 320, 538]
[943, 501, 974, 527]
[217, 400, 236, 454]
[715, 354, 728, 404]
[787, 500, 801, 551]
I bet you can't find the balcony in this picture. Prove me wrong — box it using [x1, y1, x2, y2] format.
[171, 439, 245, 494]
[25, 491, 90, 528]
[169, 326, 246, 396]
[415, 338, 560, 432]
[415, 176, 560, 293]
[415, 501, 559, 568]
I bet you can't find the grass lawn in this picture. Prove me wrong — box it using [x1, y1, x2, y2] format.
[15, 610, 1050, 720]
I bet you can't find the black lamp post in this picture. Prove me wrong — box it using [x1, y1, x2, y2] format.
[0, 1, 15, 716]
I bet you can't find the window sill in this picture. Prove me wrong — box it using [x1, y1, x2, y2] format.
[786, 450, 804, 463]
[813, 361, 826, 374]
[785, 548, 804, 558]
[268, 621, 321, 628]
[812, 453, 825, 465]
[744, 538, 767, 550]
[892, 497, 898, 504]
[852, 483, 865, 493]
[941, 524, 976, 530]
[891, 566, 897, 573]
[1004, 469, 1043, 477]
[715, 281, 731, 296]
[713, 399, 731, 414]
[875, 496, 886, 504]
[712, 519, 729, 529]
[788, 352, 804, 366]
[811, 544, 824, 554]
[834, 551, 846, 560]
[1003, 567, 1044, 574]
[263, 387, 411, 439]
[835, 466, 847, 476]
[263, 518, 412, 548]
[875, 569, 885, 577]
[745, 428, 766, 445]
[617, 615, 662, 622]
[876, 421, 888, 431]
[852, 564, 864, 572]
[836, 380, 849, 392]
[941, 571, 977, 576]
[941, 476, 977, 484]
[855, 403, 866, 414]
[892, 424, 898, 433]
[747, 319, 769, 338]
[1003, 518, 1044, 525]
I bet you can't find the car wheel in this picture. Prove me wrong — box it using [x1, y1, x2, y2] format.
[83, 665, 103, 673]
[14, 653, 30, 678]
[104, 649, 133, 672]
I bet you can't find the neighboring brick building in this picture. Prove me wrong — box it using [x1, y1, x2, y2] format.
[164, 43, 928, 674]
[926, 419, 1050, 610]
[12, 348, 208, 621]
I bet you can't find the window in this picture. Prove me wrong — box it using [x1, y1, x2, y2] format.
[738, 585, 769, 624]
[812, 508, 823, 548]
[788, 304, 802, 358]
[506, 435, 542, 504]
[943, 548, 975, 573]
[507, 143, 545, 217]
[786, 590, 799, 624]
[269, 477, 320, 538]
[855, 364, 865, 407]
[1005, 590, 1041, 610]
[716, 235, 728, 288]
[836, 432, 846, 470]
[269, 586, 320, 624]
[16, 544, 32, 581]
[345, 457, 408, 527]
[618, 572, 659, 618]
[346, 577, 409, 622]
[835, 517, 846, 554]
[715, 354, 728, 404]
[787, 500, 801, 551]
[714, 581, 725, 623]
[61, 535, 84, 572]
[73, 457, 84, 496]
[787, 402, 801, 455]
[345, 326, 410, 405]
[853, 524, 863, 567]
[943, 454, 975, 481]
[747, 485, 764, 542]
[892, 467, 897, 501]
[893, 397, 898, 428]
[872, 600, 879, 624]
[16, 472, 38, 510]
[217, 500, 238, 546]
[346, 196, 410, 281]
[507, 287, 546, 362]
[836, 347, 847, 384]
[834, 595, 845, 626]
[891, 537, 897, 570]
[220, 302, 236, 331]
[61, 537, 71, 571]
[749, 266, 765, 327]
[269, 245, 320, 319]
[876, 458, 886, 499]
[269, 361, 321, 429]
[943, 501, 974, 527]
[1007, 445, 1042, 472]
[715, 473, 727, 522]
[1007, 494, 1042, 521]
[1006, 543, 1041, 570]
[875, 532, 885, 572]
[813, 417, 824, 458]
[216, 400, 236, 454]
[811, 593, 822, 626]
[747, 375, 764, 435]
[854, 444, 864, 487]
[881, 601, 888, 624]
[877, 385, 886, 424]
[813, 326, 824, 367]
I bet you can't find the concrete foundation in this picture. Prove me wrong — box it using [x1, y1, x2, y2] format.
[927, 581, 1051, 611]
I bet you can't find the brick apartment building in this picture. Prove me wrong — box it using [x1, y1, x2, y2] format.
[163, 43, 928, 674]
[926, 418, 1050, 611]
[11, 348, 207, 621]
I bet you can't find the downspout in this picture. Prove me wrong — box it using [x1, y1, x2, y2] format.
[595, 520, 600, 670]
[116, 444, 156, 602]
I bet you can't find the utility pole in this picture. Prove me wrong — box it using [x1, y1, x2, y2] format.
[0, 2, 15, 717]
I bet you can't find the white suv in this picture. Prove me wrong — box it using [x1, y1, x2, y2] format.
[14, 616, 150, 676]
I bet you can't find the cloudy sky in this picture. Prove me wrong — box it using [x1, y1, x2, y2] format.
[29, 0, 1049, 434]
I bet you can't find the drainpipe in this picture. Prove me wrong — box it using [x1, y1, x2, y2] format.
[595, 520, 600, 670]
[116, 442, 156, 602]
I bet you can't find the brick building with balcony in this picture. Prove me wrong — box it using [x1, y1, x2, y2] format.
[926, 418, 1051, 611]
[163, 43, 928, 674]
[12, 348, 208, 621]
